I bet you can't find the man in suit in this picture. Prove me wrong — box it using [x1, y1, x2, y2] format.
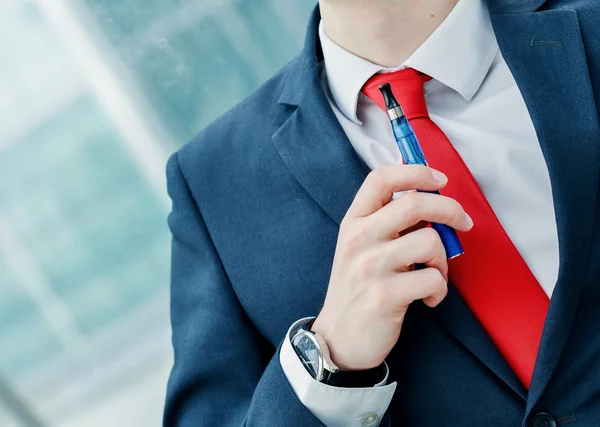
[163, 0, 600, 425]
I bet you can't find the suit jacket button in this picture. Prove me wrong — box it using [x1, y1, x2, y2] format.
[529, 412, 557, 427]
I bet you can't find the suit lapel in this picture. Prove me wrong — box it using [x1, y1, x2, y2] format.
[272, 75, 369, 226]
[429, 287, 528, 399]
[272, 11, 370, 226]
[491, 9, 600, 412]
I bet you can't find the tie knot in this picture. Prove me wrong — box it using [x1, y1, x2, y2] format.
[362, 68, 432, 120]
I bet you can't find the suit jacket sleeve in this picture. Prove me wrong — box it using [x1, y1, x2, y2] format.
[163, 152, 328, 427]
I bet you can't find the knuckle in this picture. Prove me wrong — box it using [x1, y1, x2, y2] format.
[400, 192, 421, 220]
[449, 197, 464, 216]
[439, 282, 449, 297]
[369, 284, 389, 309]
[416, 164, 432, 180]
[342, 222, 367, 255]
[339, 217, 355, 235]
[425, 268, 446, 288]
[366, 168, 386, 190]
[358, 251, 380, 279]
[420, 227, 441, 251]
[340, 215, 351, 228]
[408, 164, 429, 182]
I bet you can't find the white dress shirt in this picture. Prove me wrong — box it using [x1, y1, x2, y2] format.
[280, 0, 560, 425]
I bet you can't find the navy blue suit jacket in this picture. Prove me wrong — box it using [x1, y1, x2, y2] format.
[164, 1, 600, 426]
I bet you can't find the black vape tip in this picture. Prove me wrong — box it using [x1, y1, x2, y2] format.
[378, 83, 400, 111]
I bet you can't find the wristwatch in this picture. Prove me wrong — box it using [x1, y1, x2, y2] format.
[291, 319, 387, 388]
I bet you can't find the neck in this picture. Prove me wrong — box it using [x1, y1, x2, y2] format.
[319, 0, 459, 67]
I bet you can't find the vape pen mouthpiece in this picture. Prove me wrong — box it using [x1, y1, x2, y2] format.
[379, 83, 405, 120]
[379, 83, 400, 110]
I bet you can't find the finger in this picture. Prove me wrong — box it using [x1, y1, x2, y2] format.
[380, 227, 448, 282]
[422, 289, 448, 308]
[368, 191, 473, 240]
[348, 165, 448, 218]
[387, 267, 448, 308]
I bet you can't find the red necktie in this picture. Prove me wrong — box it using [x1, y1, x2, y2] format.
[362, 69, 549, 388]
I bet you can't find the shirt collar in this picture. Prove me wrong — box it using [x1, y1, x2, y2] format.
[319, 0, 499, 125]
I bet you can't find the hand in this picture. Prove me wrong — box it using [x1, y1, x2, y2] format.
[311, 165, 473, 371]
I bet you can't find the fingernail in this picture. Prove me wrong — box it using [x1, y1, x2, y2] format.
[431, 169, 448, 184]
[465, 213, 474, 228]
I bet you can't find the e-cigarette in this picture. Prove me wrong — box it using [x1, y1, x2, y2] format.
[379, 83, 463, 260]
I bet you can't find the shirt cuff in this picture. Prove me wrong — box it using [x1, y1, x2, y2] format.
[280, 317, 397, 427]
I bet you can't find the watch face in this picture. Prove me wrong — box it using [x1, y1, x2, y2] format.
[292, 333, 321, 379]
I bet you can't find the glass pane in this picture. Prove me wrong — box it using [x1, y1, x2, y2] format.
[1, 0, 315, 425]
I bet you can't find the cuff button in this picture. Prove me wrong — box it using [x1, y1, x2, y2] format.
[363, 413, 379, 426]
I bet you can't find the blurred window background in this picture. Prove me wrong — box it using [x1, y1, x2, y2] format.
[0, 1, 315, 425]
